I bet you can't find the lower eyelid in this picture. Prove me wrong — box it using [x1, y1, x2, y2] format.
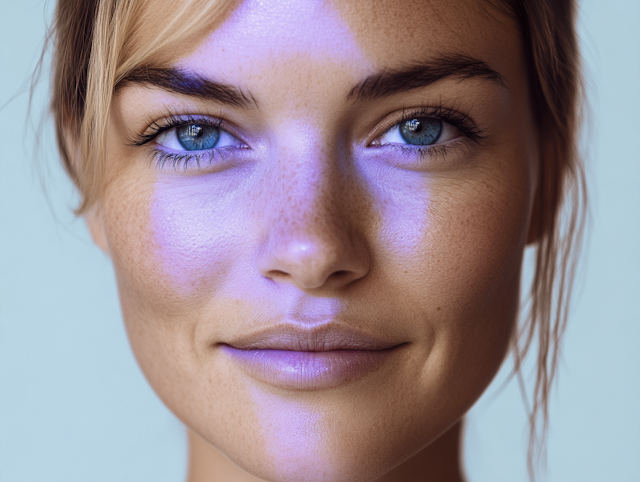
[152, 146, 238, 171]
[384, 139, 473, 171]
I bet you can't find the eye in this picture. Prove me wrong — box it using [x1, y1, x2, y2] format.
[377, 117, 460, 147]
[155, 122, 243, 151]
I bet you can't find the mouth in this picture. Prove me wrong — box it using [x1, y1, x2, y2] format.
[220, 325, 406, 390]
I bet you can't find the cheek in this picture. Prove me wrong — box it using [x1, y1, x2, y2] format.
[426, 184, 528, 306]
[428, 183, 526, 361]
[108, 173, 256, 308]
[437, 184, 528, 376]
[375, 166, 530, 309]
[374, 167, 532, 395]
[150, 176, 237, 296]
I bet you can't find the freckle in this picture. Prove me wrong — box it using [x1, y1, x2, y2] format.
[437, 307, 441, 311]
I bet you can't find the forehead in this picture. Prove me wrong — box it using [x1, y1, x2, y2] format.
[332, 0, 515, 64]
[142, 0, 522, 91]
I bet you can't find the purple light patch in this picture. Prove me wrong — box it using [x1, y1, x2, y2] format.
[149, 174, 243, 296]
[195, 0, 368, 64]
[248, 385, 332, 479]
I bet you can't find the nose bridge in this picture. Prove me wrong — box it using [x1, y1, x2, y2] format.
[266, 118, 349, 231]
[269, 134, 351, 255]
[256, 128, 369, 290]
[277, 145, 342, 237]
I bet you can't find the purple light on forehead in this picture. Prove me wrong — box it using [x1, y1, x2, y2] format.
[184, 0, 371, 68]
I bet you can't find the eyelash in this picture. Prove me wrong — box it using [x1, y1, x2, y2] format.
[131, 104, 486, 170]
[130, 114, 239, 170]
[373, 104, 487, 159]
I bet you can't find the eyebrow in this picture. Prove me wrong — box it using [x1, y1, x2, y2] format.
[347, 54, 506, 102]
[116, 67, 258, 109]
[117, 54, 504, 108]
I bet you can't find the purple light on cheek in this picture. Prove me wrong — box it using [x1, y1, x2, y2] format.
[361, 173, 434, 259]
[382, 202, 433, 257]
[149, 176, 239, 296]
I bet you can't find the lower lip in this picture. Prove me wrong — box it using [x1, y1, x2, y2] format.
[221, 346, 398, 390]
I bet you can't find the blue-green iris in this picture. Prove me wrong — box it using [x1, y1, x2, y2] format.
[399, 117, 442, 145]
[177, 124, 220, 151]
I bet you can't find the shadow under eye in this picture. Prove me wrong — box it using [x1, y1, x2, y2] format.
[399, 118, 442, 145]
[177, 124, 221, 151]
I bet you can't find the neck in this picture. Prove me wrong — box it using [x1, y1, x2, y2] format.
[186, 421, 466, 482]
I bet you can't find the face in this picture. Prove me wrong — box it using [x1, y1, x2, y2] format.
[89, 0, 538, 480]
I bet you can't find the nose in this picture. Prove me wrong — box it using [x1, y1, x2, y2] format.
[256, 151, 370, 291]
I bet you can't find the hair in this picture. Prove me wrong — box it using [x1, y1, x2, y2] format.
[492, 0, 587, 477]
[47, 0, 586, 479]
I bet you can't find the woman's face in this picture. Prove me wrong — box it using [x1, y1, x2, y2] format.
[92, 0, 537, 480]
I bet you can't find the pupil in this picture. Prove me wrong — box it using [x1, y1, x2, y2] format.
[399, 117, 442, 146]
[177, 123, 220, 151]
[405, 119, 422, 133]
[187, 124, 203, 138]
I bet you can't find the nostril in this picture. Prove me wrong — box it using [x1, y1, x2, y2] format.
[266, 269, 291, 282]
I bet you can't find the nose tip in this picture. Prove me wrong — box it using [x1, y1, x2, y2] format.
[257, 231, 369, 290]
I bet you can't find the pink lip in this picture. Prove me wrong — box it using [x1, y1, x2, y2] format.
[220, 326, 405, 390]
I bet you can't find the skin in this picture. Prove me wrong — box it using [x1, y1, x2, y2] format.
[85, 0, 539, 480]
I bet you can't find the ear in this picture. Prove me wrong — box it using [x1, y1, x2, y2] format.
[84, 204, 111, 256]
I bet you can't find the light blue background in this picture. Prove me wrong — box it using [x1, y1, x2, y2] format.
[1, 1, 638, 481]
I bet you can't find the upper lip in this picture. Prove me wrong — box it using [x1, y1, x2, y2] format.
[222, 324, 403, 351]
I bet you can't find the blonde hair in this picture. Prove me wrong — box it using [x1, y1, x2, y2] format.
[52, 0, 236, 212]
[49, 0, 587, 478]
